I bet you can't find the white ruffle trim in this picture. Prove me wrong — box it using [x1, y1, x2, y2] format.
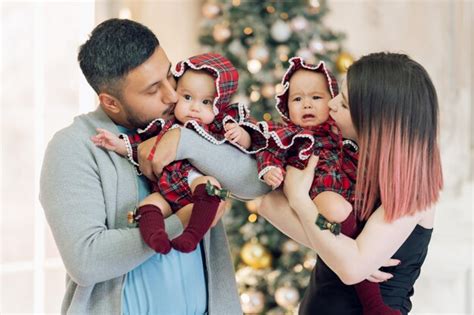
[258, 121, 315, 160]
[172, 60, 223, 116]
[137, 118, 166, 135]
[342, 139, 359, 151]
[118, 133, 139, 167]
[258, 165, 279, 182]
[118, 133, 142, 176]
[275, 56, 337, 121]
[182, 102, 266, 154]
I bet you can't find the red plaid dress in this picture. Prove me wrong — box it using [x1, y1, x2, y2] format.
[256, 118, 358, 203]
[119, 53, 266, 211]
[256, 56, 358, 203]
[121, 104, 266, 212]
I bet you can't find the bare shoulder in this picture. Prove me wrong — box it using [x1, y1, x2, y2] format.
[418, 206, 436, 229]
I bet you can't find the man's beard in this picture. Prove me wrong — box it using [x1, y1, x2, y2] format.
[121, 101, 152, 129]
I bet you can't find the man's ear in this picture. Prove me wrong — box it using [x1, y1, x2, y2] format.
[99, 92, 121, 114]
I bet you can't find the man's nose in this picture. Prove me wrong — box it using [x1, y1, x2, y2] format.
[161, 79, 178, 104]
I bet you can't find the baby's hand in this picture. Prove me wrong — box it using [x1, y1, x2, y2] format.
[263, 167, 285, 190]
[224, 122, 243, 143]
[91, 128, 127, 156]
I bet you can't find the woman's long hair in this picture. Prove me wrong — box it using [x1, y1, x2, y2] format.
[347, 52, 443, 222]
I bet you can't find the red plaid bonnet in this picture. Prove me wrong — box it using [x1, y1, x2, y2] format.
[172, 53, 239, 116]
[275, 56, 339, 123]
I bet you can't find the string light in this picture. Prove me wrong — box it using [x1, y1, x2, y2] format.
[248, 214, 258, 223]
[243, 27, 253, 35]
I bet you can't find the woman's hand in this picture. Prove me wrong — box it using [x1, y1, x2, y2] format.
[283, 155, 319, 203]
[366, 258, 400, 283]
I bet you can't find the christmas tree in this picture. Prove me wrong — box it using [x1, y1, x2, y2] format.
[199, 1, 353, 313]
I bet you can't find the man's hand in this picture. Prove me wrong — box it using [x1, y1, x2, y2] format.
[263, 167, 285, 190]
[138, 128, 181, 181]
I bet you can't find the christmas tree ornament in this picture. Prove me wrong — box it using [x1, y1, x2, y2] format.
[235, 266, 264, 286]
[307, 0, 321, 14]
[303, 255, 317, 270]
[248, 44, 270, 64]
[270, 20, 292, 42]
[228, 40, 245, 57]
[282, 239, 300, 253]
[212, 23, 231, 43]
[247, 59, 262, 74]
[248, 213, 258, 223]
[240, 289, 265, 313]
[296, 48, 316, 64]
[243, 26, 253, 35]
[266, 5, 276, 14]
[202, 2, 220, 19]
[275, 83, 284, 94]
[241, 239, 272, 269]
[261, 83, 276, 98]
[336, 52, 354, 73]
[309, 37, 326, 54]
[290, 16, 308, 32]
[275, 285, 300, 310]
[293, 264, 304, 272]
[250, 90, 261, 102]
[245, 198, 261, 212]
[232, 93, 250, 105]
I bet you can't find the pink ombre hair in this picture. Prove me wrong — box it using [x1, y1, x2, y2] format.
[347, 53, 443, 222]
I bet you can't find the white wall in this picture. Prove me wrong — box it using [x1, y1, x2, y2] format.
[1, 1, 95, 313]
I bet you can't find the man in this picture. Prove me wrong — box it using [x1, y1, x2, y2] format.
[40, 19, 246, 314]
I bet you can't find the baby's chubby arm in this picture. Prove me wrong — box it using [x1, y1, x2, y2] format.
[91, 128, 128, 156]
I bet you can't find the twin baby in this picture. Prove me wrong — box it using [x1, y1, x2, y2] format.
[91, 53, 399, 315]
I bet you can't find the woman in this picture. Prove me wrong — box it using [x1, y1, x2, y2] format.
[259, 52, 443, 314]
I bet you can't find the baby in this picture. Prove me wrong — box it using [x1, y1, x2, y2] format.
[92, 53, 266, 254]
[256, 57, 400, 315]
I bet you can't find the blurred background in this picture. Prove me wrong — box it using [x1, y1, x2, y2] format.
[1, 0, 472, 314]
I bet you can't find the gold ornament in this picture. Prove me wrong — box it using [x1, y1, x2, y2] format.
[212, 23, 231, 43]
[201, 2, 220, 19]
[240, 239, 272, 269]
[261, 83, 275, 98]
[275, 285, 300, 310]
[243, 27, 253, 35]
[263, 113, 272, 121]
[248, 44, 270, 64]
[282, 239, 300, 253]
[248, 213, 258, 223]
[240, 289, 265, 313]
[250, 90, 261, 102]
[336, 52, 354, 73]
[245, 198, 261, 212]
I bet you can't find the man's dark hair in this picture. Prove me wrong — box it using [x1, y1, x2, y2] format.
[78, 18, 159, 97]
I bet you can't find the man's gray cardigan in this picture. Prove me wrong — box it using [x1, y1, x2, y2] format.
[40, 107, 268, 314]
